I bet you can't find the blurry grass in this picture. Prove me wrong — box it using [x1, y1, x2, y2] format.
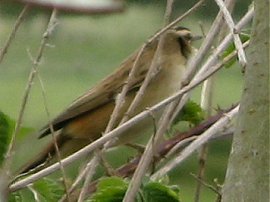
[0, 5, 244, 201]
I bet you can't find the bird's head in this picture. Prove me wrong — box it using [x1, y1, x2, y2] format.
[163, 26, 201, 58]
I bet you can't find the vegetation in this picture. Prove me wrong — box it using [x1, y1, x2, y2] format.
[0, 1, 261, 201]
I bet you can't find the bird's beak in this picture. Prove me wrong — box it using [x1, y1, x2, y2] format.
[191, 35, 203, 41]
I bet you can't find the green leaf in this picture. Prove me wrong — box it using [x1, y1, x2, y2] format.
[9, 188, 36, 202]
[32, 178, 64, 201]
[0, 111, 12, 165]
[173, 100, 204, 126]
[89, 177, 128, 202]
[142, 182, 180, 202]
[0, 111, 34, 165]
[9, 191, 23, 202]
[7, 118, 34, 141]
[9, 178, 64, 202]
[222, 33, 250, 68]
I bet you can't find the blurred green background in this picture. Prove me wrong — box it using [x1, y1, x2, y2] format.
[0, 0, 251, 201]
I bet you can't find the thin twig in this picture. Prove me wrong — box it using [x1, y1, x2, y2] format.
[59, 156, 95, 202]
[123, 102, 179, 202]
[196, 6, 253, 77]
[148, 0, 205, 44]
[113, 39, 244, 181]
[104, 0, 199, 131]
[106, 0, 205, 132]
[194, 142, 208, 202]
[172, 19, 252, 132]
[151, 106, 239, 180]
[77, 155, 100, 202]
[28, 185, 41, 202]
[75, 2, 206, 195]
[122, 1, 177, 200]
[119, 35, 164, 125]
[214, 0, 247, 67]
[163, 0, 175, 23]
[61, 3, 206, 199]
[4, 8, 59, 174]
[25, 14, 70, 198]
[168, 0, 237, 144]
[37, 72, 71, 201]
[0, 5, 30, 64]
[182, 0, 239, 84]
[191, 173, 221, 195]
[198, 22, 207, 38]
[194, 1, 236, 198]
[120, 0, 205, 125]
[81, 3, 206, 198]
[194, 28, 215, 202]
[74, 15, 156, 202]
[69, 106, 236, 197]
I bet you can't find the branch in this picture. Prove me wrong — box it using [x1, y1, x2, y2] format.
[151, 105, 239, 180]
[182, 0, 236, 84]
[21, 0, 124, 14]
[3, 8, 59, 177]
[119, 0, 205, 126]
[193, 1, 236, 199]
[214, 0, 247, 67]
[71, 105, 237, 197]
[195, 6, 253, 78]
[0, 5, 30, 64]
[191, 173, 221, 196]
[122, 1, 202, 201]
[35, 13, 71, 199]
[63, 1, 206, 200]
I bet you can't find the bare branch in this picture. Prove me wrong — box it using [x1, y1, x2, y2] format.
[194, 75, 214, 202]
[214, 0, 247, 67]
[71, 106, 237, 197]
[21, 0, 124, 14]
[196, 6, 253, 77]
[68, 1, 206, 199]
[122, 1, 177, 200]
[151, 106, 239, 180]
[193, 0, 236, 197]
[59, 156, 96, 202]
[182, 0, 236, 84]
[77, 154, 100, 202]
[0, 5, 30, 64]
[4, 8, 58, 173]
[191, 173, 221, 195]
[37, 68, 71, 200]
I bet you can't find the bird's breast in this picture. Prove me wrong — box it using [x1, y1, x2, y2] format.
[137, 55, 186, 111]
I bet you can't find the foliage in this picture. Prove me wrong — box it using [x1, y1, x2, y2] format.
[142, 182, 180, 202]
[0, 111, 12, 165]
[173, 100, 205, 127]
[88, 177, 129, 202]
[9, 178, 64, 202]
[0, 110, 34, 166]
[89, 177, 181, 202]
[222, 33, 250, 68]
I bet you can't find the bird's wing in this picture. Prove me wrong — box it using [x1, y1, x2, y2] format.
[38, 41, 157, 137]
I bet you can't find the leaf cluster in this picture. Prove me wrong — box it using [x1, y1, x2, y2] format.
[89, 177, 181, 202]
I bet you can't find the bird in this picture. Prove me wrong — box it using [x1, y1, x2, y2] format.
[18, 27, 198, 174]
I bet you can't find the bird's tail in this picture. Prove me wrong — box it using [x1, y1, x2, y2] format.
[17, 134, 70, 175]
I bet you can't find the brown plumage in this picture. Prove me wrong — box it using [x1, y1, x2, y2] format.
[19, 27, 196, 174]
